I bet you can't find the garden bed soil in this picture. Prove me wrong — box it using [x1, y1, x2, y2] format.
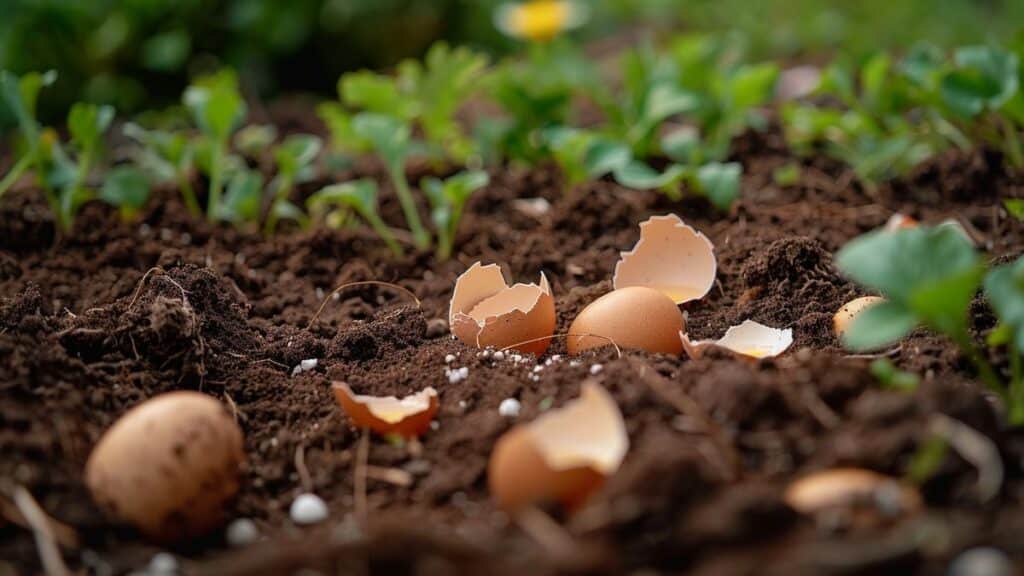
[2, 128, 1024, 575]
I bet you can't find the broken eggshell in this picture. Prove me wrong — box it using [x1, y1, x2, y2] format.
[332, 383, 438, 438]
[613, 213, 717, 304]
[488, 382, 628, 513]
[785, 468, 921, 516]
[85, 391, 245, 542]
[568, 286, 685, 355]
[680, 320, 792, 360]
[449, 262, 556, 355]
[833, 296, 886, 338]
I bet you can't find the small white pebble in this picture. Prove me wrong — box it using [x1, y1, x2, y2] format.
[315, 287, 324, 300]
[430, 421, 440, 430]
[570, 360, 581, 368]
[300, 358, 318, 371]
[511, 354, 522, 363]
[590, 364, 604, 375]
[533, 365, 544, 373]
[482, 349, 492, 358]
[148, 553, 178, 574]
[550, 354, 561, 362]
[949, 547, 1012, 576]
[458, 400, 467, 408]
[226, 518, 259, 547]
[448, 366, 470, 384]
[498, 398, 521, 418]
[290, 493, 328, 525]
[530, 374, 540, 382]
[444, 354, 456, 364]
[493, 351, 505, 361]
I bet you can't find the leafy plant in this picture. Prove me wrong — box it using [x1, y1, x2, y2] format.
[870, 358, 920, 391]
[184, 69, 247, 220]
[264, 134, 321, 234]
[123, 122, 199, 215]
[308, 179, 402, 256]
[422, 170, 489, 260]
[837, 225, 1024, 424]
[100, 166, 152, 221]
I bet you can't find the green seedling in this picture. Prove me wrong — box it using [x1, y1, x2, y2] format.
[421, 170, 489, 260]
[904, 436, 949, 485]
[264, 134, 321, 234]
[184, 69, 247, 220]
[614, 157, 741, 211]
[351, 113, 429, 249]
[1005, 198, 1024, 221]
[123, 122, 199, 215]
[234, 124, 278, 159]
[307, 179, 402, 255]
[938, 45, 1023, 169]
[99, 166, 151, 221]
[0, 70, 57, 199]
[219, 168, 264, 225]
[541, 126, 631, 186]
[837, 225, 1024, 424]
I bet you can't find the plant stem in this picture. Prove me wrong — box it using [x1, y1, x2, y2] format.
[363, 211, 403, 256]
[954, 331, 1005, 400]
[178, 171, 201, 216]
[1000, 118, 1024, 171]
[0, 153, 32, 199]
[387, 162, 429, 250]
[1010, 338, 1024, 426]
[207, 143, 224, 221]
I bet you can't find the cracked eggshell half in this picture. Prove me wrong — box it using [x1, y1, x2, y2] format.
[449, 262, 556, 355]
[680, 320, 792, 360]
[332, 383, 438, 438]
[833, 296, 886, 338]
[488, 382, 628, 513]
[85, 391, 245, 542]
[613, 214, 717, 304]
[568, 286, 685, 355]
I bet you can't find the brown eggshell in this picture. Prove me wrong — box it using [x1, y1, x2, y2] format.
[488, 383, 628, 513]
[332, 383, 438, 438]
[85, 391, 245, 542]
[613, 214, 717, 304]
[449, 262, 556, 355]
[568, 286, 684, 355]
[784, 468, 921, 515]
[833, 296, 886, 338]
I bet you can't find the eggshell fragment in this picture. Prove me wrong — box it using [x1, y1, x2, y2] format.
[833, 296, 886, 338]
[449, 262, 556, 355]
[883, 213, 919, 232]
[489, 382, 628, 513]
[613, 214, 717, 304]
[85, 391, 245, 542]
[332, 383, 438, 438]
[568, 286, 685, 355]
[785, 468, 921, 515]
[680, 320, 792, 360]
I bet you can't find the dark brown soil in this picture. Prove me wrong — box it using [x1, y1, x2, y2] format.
[2, 127, 1024, 575]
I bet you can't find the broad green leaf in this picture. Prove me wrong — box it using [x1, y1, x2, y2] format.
[443, 170, 489, 204]
[100, 166, 151, 212]
[308, 180, 379, 216]
[728, 63, 779, 109]
[1005, 199, 1024, 221]
[613, 161, 688, 191]
[870, 358, 920, 392]
[184, 70, 246, 141]
[351, 113, 410, 167]
[1, 70, 56, 146]
[584, 140, 631, 177]
[340, 71, 414, 118]
[695, 162, 741, 210]
[642, 84, 699, 127]
[908, 267, 985, 334]
[219, 169, 263, 223]
[317, 102, 366, 152]
[843, 300, 919, 351]
[940, 46, 1019, 117]
[235, 124, 278, 157]
[835, 226, 981, 303]
[274, 134, 322, 177]
[984, 256, 1024, 353]
[270, 199, 308, 226]
[141, 30, 191, 72]
[660, 129, 700, 164]
[860, 53, 892, 110]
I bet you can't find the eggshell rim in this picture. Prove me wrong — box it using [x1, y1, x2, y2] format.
[332, 382, 439, 436]
[449, 262, 554, 350]
[680, 319, 793, 360]
[612, 213, 717, 304]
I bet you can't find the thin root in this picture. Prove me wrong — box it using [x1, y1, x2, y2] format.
[498, 332, 622, 359]
[928, 413, 1003, 503]
[295, 445, 313, 493]
[307, 281, 421, 329]
[12, 486, 72, 576]
[514, 506, 580, 565]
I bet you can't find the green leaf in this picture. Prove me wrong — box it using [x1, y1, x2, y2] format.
[643, 84, 699, 125]
[613, 161, 688, 191]
[67, 103, 115, 156]
[695, 162, 741, 210]
[835, 226, 981, 303]
[274, 134, 322, 178]
[141, 30, 191, 72]
[184, 70, 246, 141]
[1004, 199, 1024, 221]
[308, 179, 379, 216]
[100, 166, 151, 212]
[219, 169, 263, 223]
[442, 170, 489, 204]
[234, 124, 278, 158]
[772, 163, 801, 187]
[940, 46, 1019, 117]
[340, 71, 414, 118]
[870, 358, 920, 392]
[728, 63, 779, 109]
[270, 199, 308, 226]
[351, 113, 410, 167]
[0, 70, 56, 146]
[843, 300, 919, 351]
[905, 436, 949, 485]
[660, 129, 701, 164]
[584, 140, 632, 178]
[985, 256, 1024, 354]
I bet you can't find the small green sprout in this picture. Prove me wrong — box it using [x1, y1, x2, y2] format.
[0, 70, 57, 199]
[613, 158, 741, 211]
[234, 124, 278, 159]
[99, 166, 151, 221]
[351, 113, 430, 249]
[541, 127, 630, 186]
[1005, 199, 1024, 221]
[905, 436, 949, 485]
[184, 69, 247, 220]
[837, 226, 1024, 425]
[264, 134, 321, 234]
[219, 169, 264, 225]
[870, 358, 920, 392]
[422, 170, 489, 260]
[123, 122, 199, 215]
[307, 179, 402, 256]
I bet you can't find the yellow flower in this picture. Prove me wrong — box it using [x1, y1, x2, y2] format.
[494, 0, 588, 42]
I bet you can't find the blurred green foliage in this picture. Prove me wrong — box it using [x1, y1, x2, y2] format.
[2, 0, 1022, 123]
